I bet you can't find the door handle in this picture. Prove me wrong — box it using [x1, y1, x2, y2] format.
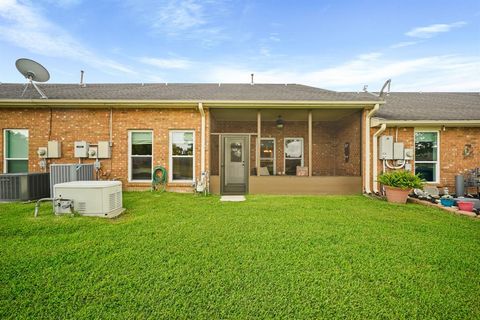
[242, 161, 245, 167]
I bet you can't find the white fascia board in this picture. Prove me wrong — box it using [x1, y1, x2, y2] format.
[371, 117, 480, 128]
[0, 99, 383, 109]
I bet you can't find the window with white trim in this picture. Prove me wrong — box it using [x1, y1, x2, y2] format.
[260, 138, 275, 175]
[3, 129, 28, 173]
[128, 131, 153, 182]
[170, 130, 195, 182]
[414, 131, 439, 183]
[284, 138, 304, 176]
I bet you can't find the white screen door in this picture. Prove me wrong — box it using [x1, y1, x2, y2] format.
[225, 137, 245, 184]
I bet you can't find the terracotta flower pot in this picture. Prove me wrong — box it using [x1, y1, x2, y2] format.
[384, 186, 412, 204]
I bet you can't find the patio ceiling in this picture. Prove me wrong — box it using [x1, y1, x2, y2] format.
[211, 108, 360, 121]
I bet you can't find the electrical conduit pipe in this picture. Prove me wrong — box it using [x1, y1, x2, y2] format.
[372, 123, 386, 194]
[385, 159, 406, 170]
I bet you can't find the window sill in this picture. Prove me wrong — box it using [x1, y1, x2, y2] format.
[167, 182, 194, 188]
[169, 180, 194, 184]
[128, 180, 151, 183]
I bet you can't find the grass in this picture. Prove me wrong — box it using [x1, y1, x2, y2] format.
[1, 192, 479, 319]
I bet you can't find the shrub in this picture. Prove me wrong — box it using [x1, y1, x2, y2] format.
[377, 170, 424, 190]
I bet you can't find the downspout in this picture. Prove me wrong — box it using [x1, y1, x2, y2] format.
[109, 108, 113, 147]
[107, 108, 114, 180]
[198, 102, 206, 175]
[372, 123, 386, 194]
[364, 103, 380, 193]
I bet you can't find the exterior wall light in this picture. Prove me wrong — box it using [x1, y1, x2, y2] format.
[276, 115, 284, 129]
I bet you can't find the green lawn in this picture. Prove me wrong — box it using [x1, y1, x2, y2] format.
[1, 192, 479, 319]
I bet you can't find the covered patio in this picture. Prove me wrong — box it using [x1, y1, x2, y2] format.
[209, 108, 364, 195]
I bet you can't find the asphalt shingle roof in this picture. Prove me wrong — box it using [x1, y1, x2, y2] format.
[1, 83, 478, 121]
[0, 83, 379, 102]
[375, 92, 480, 121]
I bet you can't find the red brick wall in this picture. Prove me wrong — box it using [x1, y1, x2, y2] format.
[0, 107, 208, 192]
[440, 128, 479, 194]
[372, 127, 480, 194]
[311, 121, 335, 175]
[8, 106, 477, 195]
[333, 111, 362, 176]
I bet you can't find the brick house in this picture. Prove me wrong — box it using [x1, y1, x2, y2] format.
[0, 83, 478, 195]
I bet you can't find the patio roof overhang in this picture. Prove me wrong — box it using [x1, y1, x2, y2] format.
[211, 108, 363, 122]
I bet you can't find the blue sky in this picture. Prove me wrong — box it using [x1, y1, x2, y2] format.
[0, 0, 479, 91]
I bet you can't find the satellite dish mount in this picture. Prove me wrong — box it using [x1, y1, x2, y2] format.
[15, 58, 50, 99]
[379, 79, 391, 99]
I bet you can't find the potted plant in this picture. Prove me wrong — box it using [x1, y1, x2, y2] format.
[377, 170, 424, 204]
[440, 194, 455, 207]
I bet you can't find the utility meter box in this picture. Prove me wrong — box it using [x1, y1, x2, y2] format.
[88, 146, 98, 159]
[37, 147, 48, 158]
[97, 141, 111, 159]
[404, 148, 414, 160]
[393, 142, 404, 159]
[74, 141, 89, 158]
[379, 136, 393, 159]
[47, 140, 61, 158]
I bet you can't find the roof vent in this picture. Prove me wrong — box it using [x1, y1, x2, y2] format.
[250, 73, 254, 86]
[363, 85, 368, 92]
[79, 70, 86, 87]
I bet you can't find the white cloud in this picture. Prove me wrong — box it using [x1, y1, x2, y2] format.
[390, 41, 418, 49]
[201, 53, 480, 92]
[42, 0, 82, 7]
[405, 21, 466, 38]
[391, 56, 480, 91]
[130, 0, 220, 33]
[0, 0, 135, 77]
[259, 47, 271, 57]
[269, 33, 280, 42]
[153, 0, 206, 31]
[126, 0, 229, 46]
[139, 57, 192, 69]
[144, 74, 167, 82]
[357, 52, 382, 60]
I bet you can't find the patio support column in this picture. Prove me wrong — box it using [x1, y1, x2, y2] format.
[308, 110, 313, 177]
[257, 110, 261, 176]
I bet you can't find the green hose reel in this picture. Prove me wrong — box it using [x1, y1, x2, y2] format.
[152, 166, 167, 192]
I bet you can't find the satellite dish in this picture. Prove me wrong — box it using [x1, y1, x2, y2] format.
[15, 58, 50, 99]
[16, 58, 50, 82]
